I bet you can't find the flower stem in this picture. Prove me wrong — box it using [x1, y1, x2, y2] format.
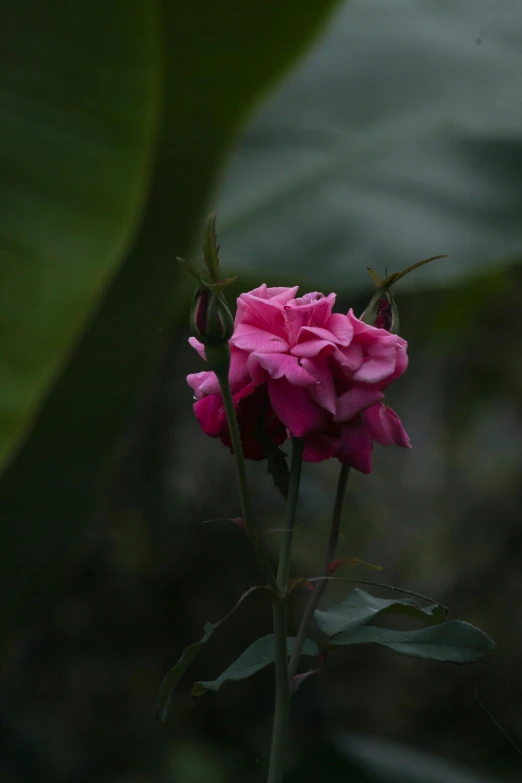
[287, 464, 350, 683]
[216, 368, 279, 594]
[267, 437, 304, 783]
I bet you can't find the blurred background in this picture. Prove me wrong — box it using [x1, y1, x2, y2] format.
[1, 1, 522, 781]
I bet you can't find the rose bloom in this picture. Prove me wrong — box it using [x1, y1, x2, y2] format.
[187, 285, 410, 473]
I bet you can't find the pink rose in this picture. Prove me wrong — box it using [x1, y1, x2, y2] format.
[187, 285, 410, 472]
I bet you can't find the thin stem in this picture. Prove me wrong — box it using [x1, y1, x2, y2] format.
[217, 372, 279, 594]
[277, 438, 304, 589]
[288, 464, 350, 683]
[267, 437, 304, 783]
[268, 600, 291, 783]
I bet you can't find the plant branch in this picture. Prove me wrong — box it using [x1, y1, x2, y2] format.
[267, 437, 304, 783]
[288, 464, 350, 683]
[217, 369, 279, 594]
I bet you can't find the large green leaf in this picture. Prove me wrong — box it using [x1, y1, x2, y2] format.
[0, 0, 160, 473]
[0, 0, 341, 642]
[329, 620, 495, 663]
[217, 0, 522, 291]
[334, 733, 500, 783]
[314, 588, 443, 637]
[192, 634, 319, 696]
[289, 735, 499, 783]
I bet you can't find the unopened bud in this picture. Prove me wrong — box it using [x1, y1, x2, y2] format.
[190, 287, 234, 346]
[362, 289, 399, 334]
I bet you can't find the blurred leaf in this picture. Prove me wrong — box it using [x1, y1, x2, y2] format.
[329, 620, 495, 663]
[217, 0, 522, 291]
[288, 735, 499, 783]
[314, 588, 443, 637]
[333, 732, 500, 783]
[192, 634, 319, 696]
[0, 0, 341, 643]
[157, 585, 270, 722]
[0, 0, 160, 473]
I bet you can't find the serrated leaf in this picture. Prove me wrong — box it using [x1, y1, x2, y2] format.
[156, 585, 268, 722]
[329, 620, 495, 664]
[314, 588, 443, 637]
[258, 429, 290, 500]
[192, 635, 319, 696]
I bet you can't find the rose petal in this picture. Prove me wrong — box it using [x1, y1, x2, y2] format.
[377, 337, 409, 389]
[324, 313, 353, 346]
[187, 370, 220, 399]
[366, 404, 411, 448]
[284, 293, 335, 342]
[236, 285, 298, 336]
[193, 394, 225, 437]
[268, 378, 329, 437]
[352, 334, 399, 384]
[291, 339, 336, 359]
[334, 342, 364, 374]
[336, 418, 374, 473]
[301, 358, 337, 415]
[334, 386, 384, 422]
[188, 336, 206, 360]
[228, 348, 250, 393]
[303, 433, 338, 462]
[249, 353, 317, 387]
[231, 323, 288, 353]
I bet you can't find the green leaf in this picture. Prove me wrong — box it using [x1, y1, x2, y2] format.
[156, 585, 269, 722]
[217, 0, 522, 291]
[329, 620, 495, 664]
[0, 0, 342, 643]
[0, 0, 160, 473]
[192, 635, 319, 696]
[314, 588, 443, 637]
[334, 732, 501, 783]
[264, 441, 290, 500]
[288, 735, 500, 783]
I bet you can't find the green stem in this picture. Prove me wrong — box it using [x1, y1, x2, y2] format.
[217, 369, 279, 594]
[267, 437, 304, 783]
[268, 600, 291, 783]
[276, 438, 304, 589]
[287, 464, 350, 683]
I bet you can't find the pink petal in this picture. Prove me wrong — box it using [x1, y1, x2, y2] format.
[296, 325, 342, 344]
[284, 293, 335, 341]
[291, 339, 336, 359]
[193, 394, 225, 437]
[334, 342, 364, 373]
[352, 333, 399, 384]
[229, 348, 250, 393]
[303, 433, 338, 462]
[377, 337, 409, 390]
[366, 404, 411, 448]
[334, 386, 384, 422]
[236, 286, 298, 336]
[268, 378, 330, 437]
[188, 336, 206, 360]
[230, 323, 288, 353]
[187, 370, 220, 399]
[324, 312, 353, 346]
[347, 308, 383, 337]
[301, 358, 337, 415]
[336, 419, 374, 473]
[249, 353, 317, 387]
